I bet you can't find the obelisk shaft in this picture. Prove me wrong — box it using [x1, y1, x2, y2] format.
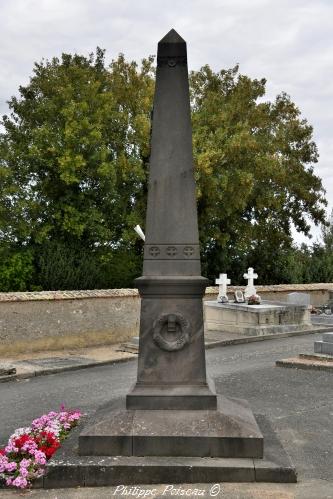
[143, 29, 200, 276]
[127, 30, 216, 410]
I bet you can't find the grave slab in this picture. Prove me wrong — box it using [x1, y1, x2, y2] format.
[205, 300, 312, 336]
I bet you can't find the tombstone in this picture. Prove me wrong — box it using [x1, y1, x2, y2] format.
[243, 267, 258, 298]
[327, 291, 333, 312]
[287, 292, 310, 307]
[215, 273, 230, 303]
[314, 332, 333, 356]
[234, 290, 245, 303]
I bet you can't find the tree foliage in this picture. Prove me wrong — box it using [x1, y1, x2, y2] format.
[190, 65, 326, 281]
[0, 50, 328, 290]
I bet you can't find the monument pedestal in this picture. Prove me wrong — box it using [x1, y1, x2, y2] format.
[126, 276, 217, 410]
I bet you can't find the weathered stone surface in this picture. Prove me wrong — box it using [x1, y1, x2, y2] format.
[314, 331, 333, 355]
[0, 294, 140, 356]
[79, 396, 263, 458]
[127, 382, 217, 410]
[127, 30, 215, 410]
[254, 416, 297, 483]
[322, 332, 333, 343]
[205, 300, 312, 336]
[287, 292, 311, 306]
[314, 340, 333, 355]
[42, 415, 296, 488]
[79, 410, 134, 456]
[142, 29, 200, 277]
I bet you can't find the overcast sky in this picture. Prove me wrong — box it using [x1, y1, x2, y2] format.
[1, 0, 332, 244]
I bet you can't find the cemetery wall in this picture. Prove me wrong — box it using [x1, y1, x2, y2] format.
[0, 283, 332, 356]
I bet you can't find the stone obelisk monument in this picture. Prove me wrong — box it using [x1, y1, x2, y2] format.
[126, 29, 216, 410]
[79, 29, 264, 464]
[43, 31, 297, 486]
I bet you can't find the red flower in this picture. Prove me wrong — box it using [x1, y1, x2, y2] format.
[38, 443, 60, 459]
[35, 432, 60, 460]
[14, 434, 31, 449]
[0, 448, 5, 455]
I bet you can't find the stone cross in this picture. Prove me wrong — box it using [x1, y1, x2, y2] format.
[215, 273, 230, 300]
[243, 267, 258, 298]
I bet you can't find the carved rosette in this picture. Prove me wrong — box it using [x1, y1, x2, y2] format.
[144, 244, 200, 260]
[153, 313, 190, 352]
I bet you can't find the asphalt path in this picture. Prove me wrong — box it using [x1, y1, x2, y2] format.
[1, 332, 333, 497]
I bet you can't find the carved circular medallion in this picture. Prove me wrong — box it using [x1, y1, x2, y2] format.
[153, 313, 190, 352]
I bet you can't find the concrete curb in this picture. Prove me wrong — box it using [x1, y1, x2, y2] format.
[205, 326, 332, 349]
[276, 353, 333, 372]
[0, 355, 136, 384]
[1, 326, 331, 384]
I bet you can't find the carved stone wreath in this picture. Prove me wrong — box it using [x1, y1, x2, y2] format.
[153, 313, 190, 352]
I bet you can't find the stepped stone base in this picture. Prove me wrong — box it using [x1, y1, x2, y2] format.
[40, 415, 296, 488]
[79, 396, 263, 458]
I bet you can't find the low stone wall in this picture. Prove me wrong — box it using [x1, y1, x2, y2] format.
[0, 290, 140, 356]
[0, 284, 332, 356]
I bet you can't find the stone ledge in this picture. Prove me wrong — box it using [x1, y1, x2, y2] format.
[0, 288, 139, 302]
[0, 283, 332, 302]
[206, 283, 333, 295]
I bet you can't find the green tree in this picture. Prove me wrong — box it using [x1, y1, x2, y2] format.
[0, 49, 154, 289]
[190, 65, 327, 282]
[0, 54, 327, 290]
[306, 213, 333, 283]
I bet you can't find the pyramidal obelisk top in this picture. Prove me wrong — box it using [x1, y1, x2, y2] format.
[143, 28, 201, 276]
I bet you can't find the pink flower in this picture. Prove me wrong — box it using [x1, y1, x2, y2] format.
[12, 476, 28, 488]
[0, 454, 9, 473]
[34, 450, 46, 465]
[5, 442, 18, 454]
[19, 467, 29, 478]
[20, 458, 31, 468]
[5, 461, 17, 472]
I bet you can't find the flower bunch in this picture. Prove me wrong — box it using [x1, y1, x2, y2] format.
[0, 406, 81, 489]
[247, 294, 261, 305]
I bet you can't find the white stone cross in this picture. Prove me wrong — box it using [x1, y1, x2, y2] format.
[215, 273, 231, 300]
[243, 267, 258, 298]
